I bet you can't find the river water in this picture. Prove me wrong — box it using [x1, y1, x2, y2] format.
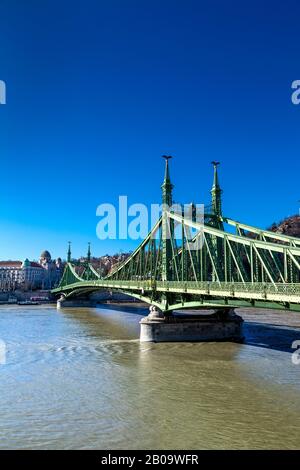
[0, 304, 300, 449]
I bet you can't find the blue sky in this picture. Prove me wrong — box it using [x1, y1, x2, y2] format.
[0, 0, 300, 260]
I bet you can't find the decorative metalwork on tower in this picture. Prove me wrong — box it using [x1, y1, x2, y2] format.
[161, 156, 174, 282]
[67, 242, 72, 263]
[211, 161, 222, 218]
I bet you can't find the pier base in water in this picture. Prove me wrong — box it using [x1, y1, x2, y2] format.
[140, 307, 243, 342]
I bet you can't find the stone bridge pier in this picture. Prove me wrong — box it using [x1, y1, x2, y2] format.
[140, 306, 244, 342]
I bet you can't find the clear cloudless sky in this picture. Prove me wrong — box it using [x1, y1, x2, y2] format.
[0, 0, 300, 260]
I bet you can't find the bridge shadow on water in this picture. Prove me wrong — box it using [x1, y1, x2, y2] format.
[242, 321, 300, 354]
[98, 302, 149, 316]
[100, 303, 300, 355]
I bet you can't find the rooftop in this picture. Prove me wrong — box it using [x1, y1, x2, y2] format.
[0, 261, 22, 268]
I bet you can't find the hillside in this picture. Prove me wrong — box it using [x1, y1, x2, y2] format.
[268, 215, 300, 238]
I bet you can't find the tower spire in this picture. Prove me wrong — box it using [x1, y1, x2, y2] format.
[67, 241, 72, 263]
[161, 155, 173, 207]
[87, 242, 91, 263]
[211, 161, 222, 217]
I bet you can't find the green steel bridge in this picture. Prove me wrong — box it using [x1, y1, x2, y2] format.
[52, 158, 300, 314]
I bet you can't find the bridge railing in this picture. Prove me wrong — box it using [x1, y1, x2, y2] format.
[88, 279, 300, 297]
[159, 281, 300, 296]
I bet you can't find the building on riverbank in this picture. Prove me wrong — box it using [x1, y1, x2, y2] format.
[0, 261, 24, 290]
[0, 251, 64, 291]
[39, 251, 64, 289]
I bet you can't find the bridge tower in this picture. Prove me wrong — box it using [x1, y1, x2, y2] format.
[210, 162, 224, 281]
[161, 156, 174, 284]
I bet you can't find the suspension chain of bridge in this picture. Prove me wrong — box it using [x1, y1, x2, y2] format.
[52, 158, 300, 313]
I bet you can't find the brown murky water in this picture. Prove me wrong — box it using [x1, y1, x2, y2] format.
[0, 304, 300, 449]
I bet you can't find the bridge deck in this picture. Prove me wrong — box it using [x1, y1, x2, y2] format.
[52, 280, 300, 310]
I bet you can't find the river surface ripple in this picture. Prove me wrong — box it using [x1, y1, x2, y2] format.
[0, 304, 300, 449]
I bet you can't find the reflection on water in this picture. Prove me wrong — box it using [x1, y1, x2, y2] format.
[0, 304, 300, 449]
